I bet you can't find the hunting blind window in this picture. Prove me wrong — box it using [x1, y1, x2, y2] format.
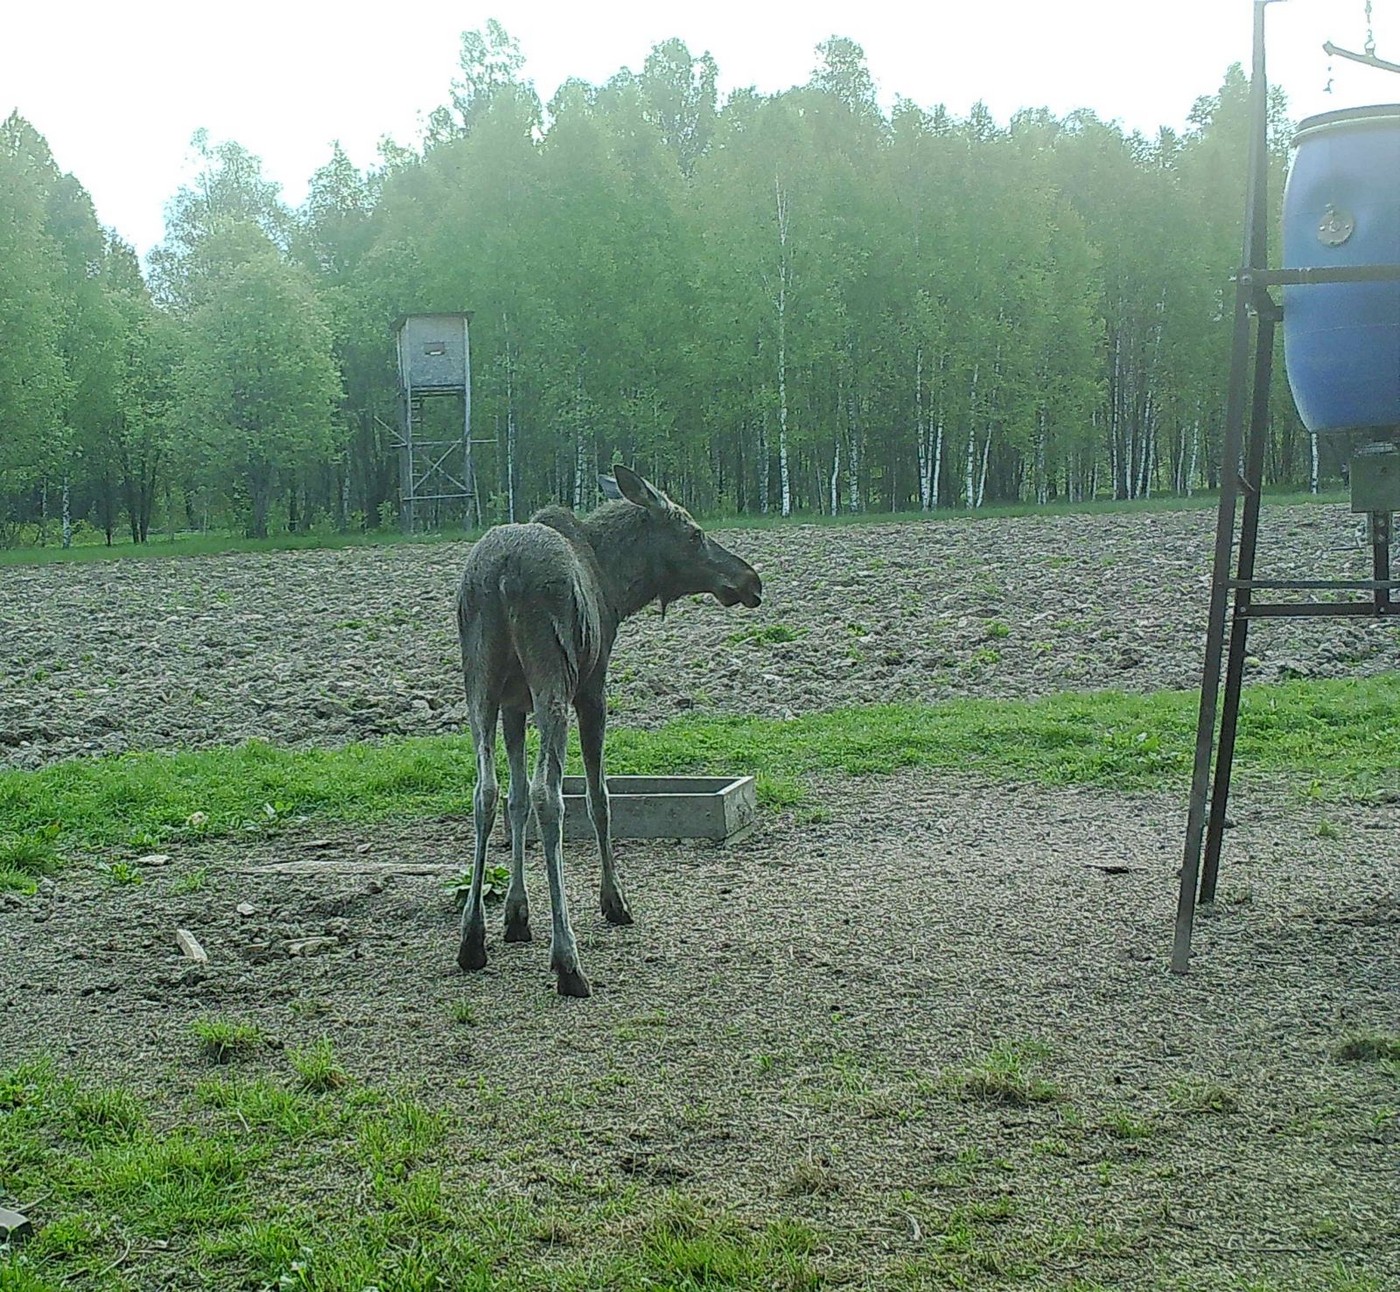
[424, 341, 447, 356]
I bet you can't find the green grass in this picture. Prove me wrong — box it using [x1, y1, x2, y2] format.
[0, 676, 1396, 877]
[0, 525, 469, 567]
[0, 1058, 825, 1292]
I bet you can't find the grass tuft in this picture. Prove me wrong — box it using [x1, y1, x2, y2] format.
[950, 1042, 1061, 1107]
[191, 1016, 265, 1064]
[1334, 1032, 1400, 1063]
[288, 1038, 348, 1093]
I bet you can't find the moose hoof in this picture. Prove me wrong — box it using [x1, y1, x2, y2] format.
[457, 931, 487, 972]
[504, 917, 533, 943]
[601, 891, 634, 926]
[602, 902, 634, 927]
[555, 966, 593, 998]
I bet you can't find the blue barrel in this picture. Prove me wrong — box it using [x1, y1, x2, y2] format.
[1283, 105, 1400, 434]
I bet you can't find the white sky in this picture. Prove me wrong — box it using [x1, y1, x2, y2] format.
[3, 1, 1396, 257]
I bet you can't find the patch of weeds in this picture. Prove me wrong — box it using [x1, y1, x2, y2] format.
[355, 1097, 449, 1181]
[1167, 1078, 1240, 1115]
[192, 1016, 266, 1064]
[1335, 1032, 1400, 1063]
[756, 773, 804, 810]
[615, 1009, 669, 1042]
[101, 860, 144, 885]
[445, 862, 509, 909]
[963, 647, 1002, 670]
[0, 1055, 54, 1110]
[449, 999, 478, 1027]
[1101, 1111, 1154, 1141]
[950, 1041, 1061, 1107]
[1316, 818, 1342, 840]
[984, 619, 1011, 640]
[85, 1130, 255, 1237]
[289, 1038, 348, 1092]
[783, 1155, 839, 1196]
[170, 866, 209, 894]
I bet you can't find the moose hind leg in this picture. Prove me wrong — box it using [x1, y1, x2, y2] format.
[533, 697, 590, 997]
[457, 702, 499, 972]
[501, 705, 532, 943]
[576, 688, 632, 926]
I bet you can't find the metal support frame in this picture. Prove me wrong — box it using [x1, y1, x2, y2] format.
[1171, 1, 1400, 973]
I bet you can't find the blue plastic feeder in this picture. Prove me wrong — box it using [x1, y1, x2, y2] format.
[1283, 105, 1400, 436]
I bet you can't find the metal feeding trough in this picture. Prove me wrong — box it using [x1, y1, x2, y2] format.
[523, 775, 758, 843]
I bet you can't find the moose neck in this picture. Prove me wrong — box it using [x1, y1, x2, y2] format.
[580, 502, 667, 620]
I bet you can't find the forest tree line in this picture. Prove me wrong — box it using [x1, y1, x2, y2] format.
[0, 25, 1310, 545]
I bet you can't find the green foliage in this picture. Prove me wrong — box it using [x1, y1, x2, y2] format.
[0, 51, 1325, 544]
[446, 863, 510, 909]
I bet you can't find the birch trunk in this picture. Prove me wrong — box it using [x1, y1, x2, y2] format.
[758, 413, 770, 515]
[975, 424, 992, 509]
[932, 413, 944, 512]
[1187, 418, 1200, 497]
[775, 178, 792, 518]
[964, 363, 979, 508]
[1035, 407, 1048, 506]
[504, 326, 517, 522]
[572, 368, 587, 509]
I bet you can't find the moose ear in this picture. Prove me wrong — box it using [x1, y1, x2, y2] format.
[609, 464, 668, 513]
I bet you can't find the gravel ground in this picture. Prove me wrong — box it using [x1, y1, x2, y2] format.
[1, 500, 1397, 1288]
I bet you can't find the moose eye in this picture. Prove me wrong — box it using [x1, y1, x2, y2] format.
[688, 528, 704, 547]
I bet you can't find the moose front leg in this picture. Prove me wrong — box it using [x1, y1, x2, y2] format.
[576, 686, 632, 927]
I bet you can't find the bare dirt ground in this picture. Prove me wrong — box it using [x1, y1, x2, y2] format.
[1, 501, 1398, 1288]
[2, 501, 1398, 769]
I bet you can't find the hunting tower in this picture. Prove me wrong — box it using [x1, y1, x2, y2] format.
[393, 312, 478, 531]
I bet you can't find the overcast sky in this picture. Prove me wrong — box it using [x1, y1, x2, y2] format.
[4, 1, 1395, 256]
